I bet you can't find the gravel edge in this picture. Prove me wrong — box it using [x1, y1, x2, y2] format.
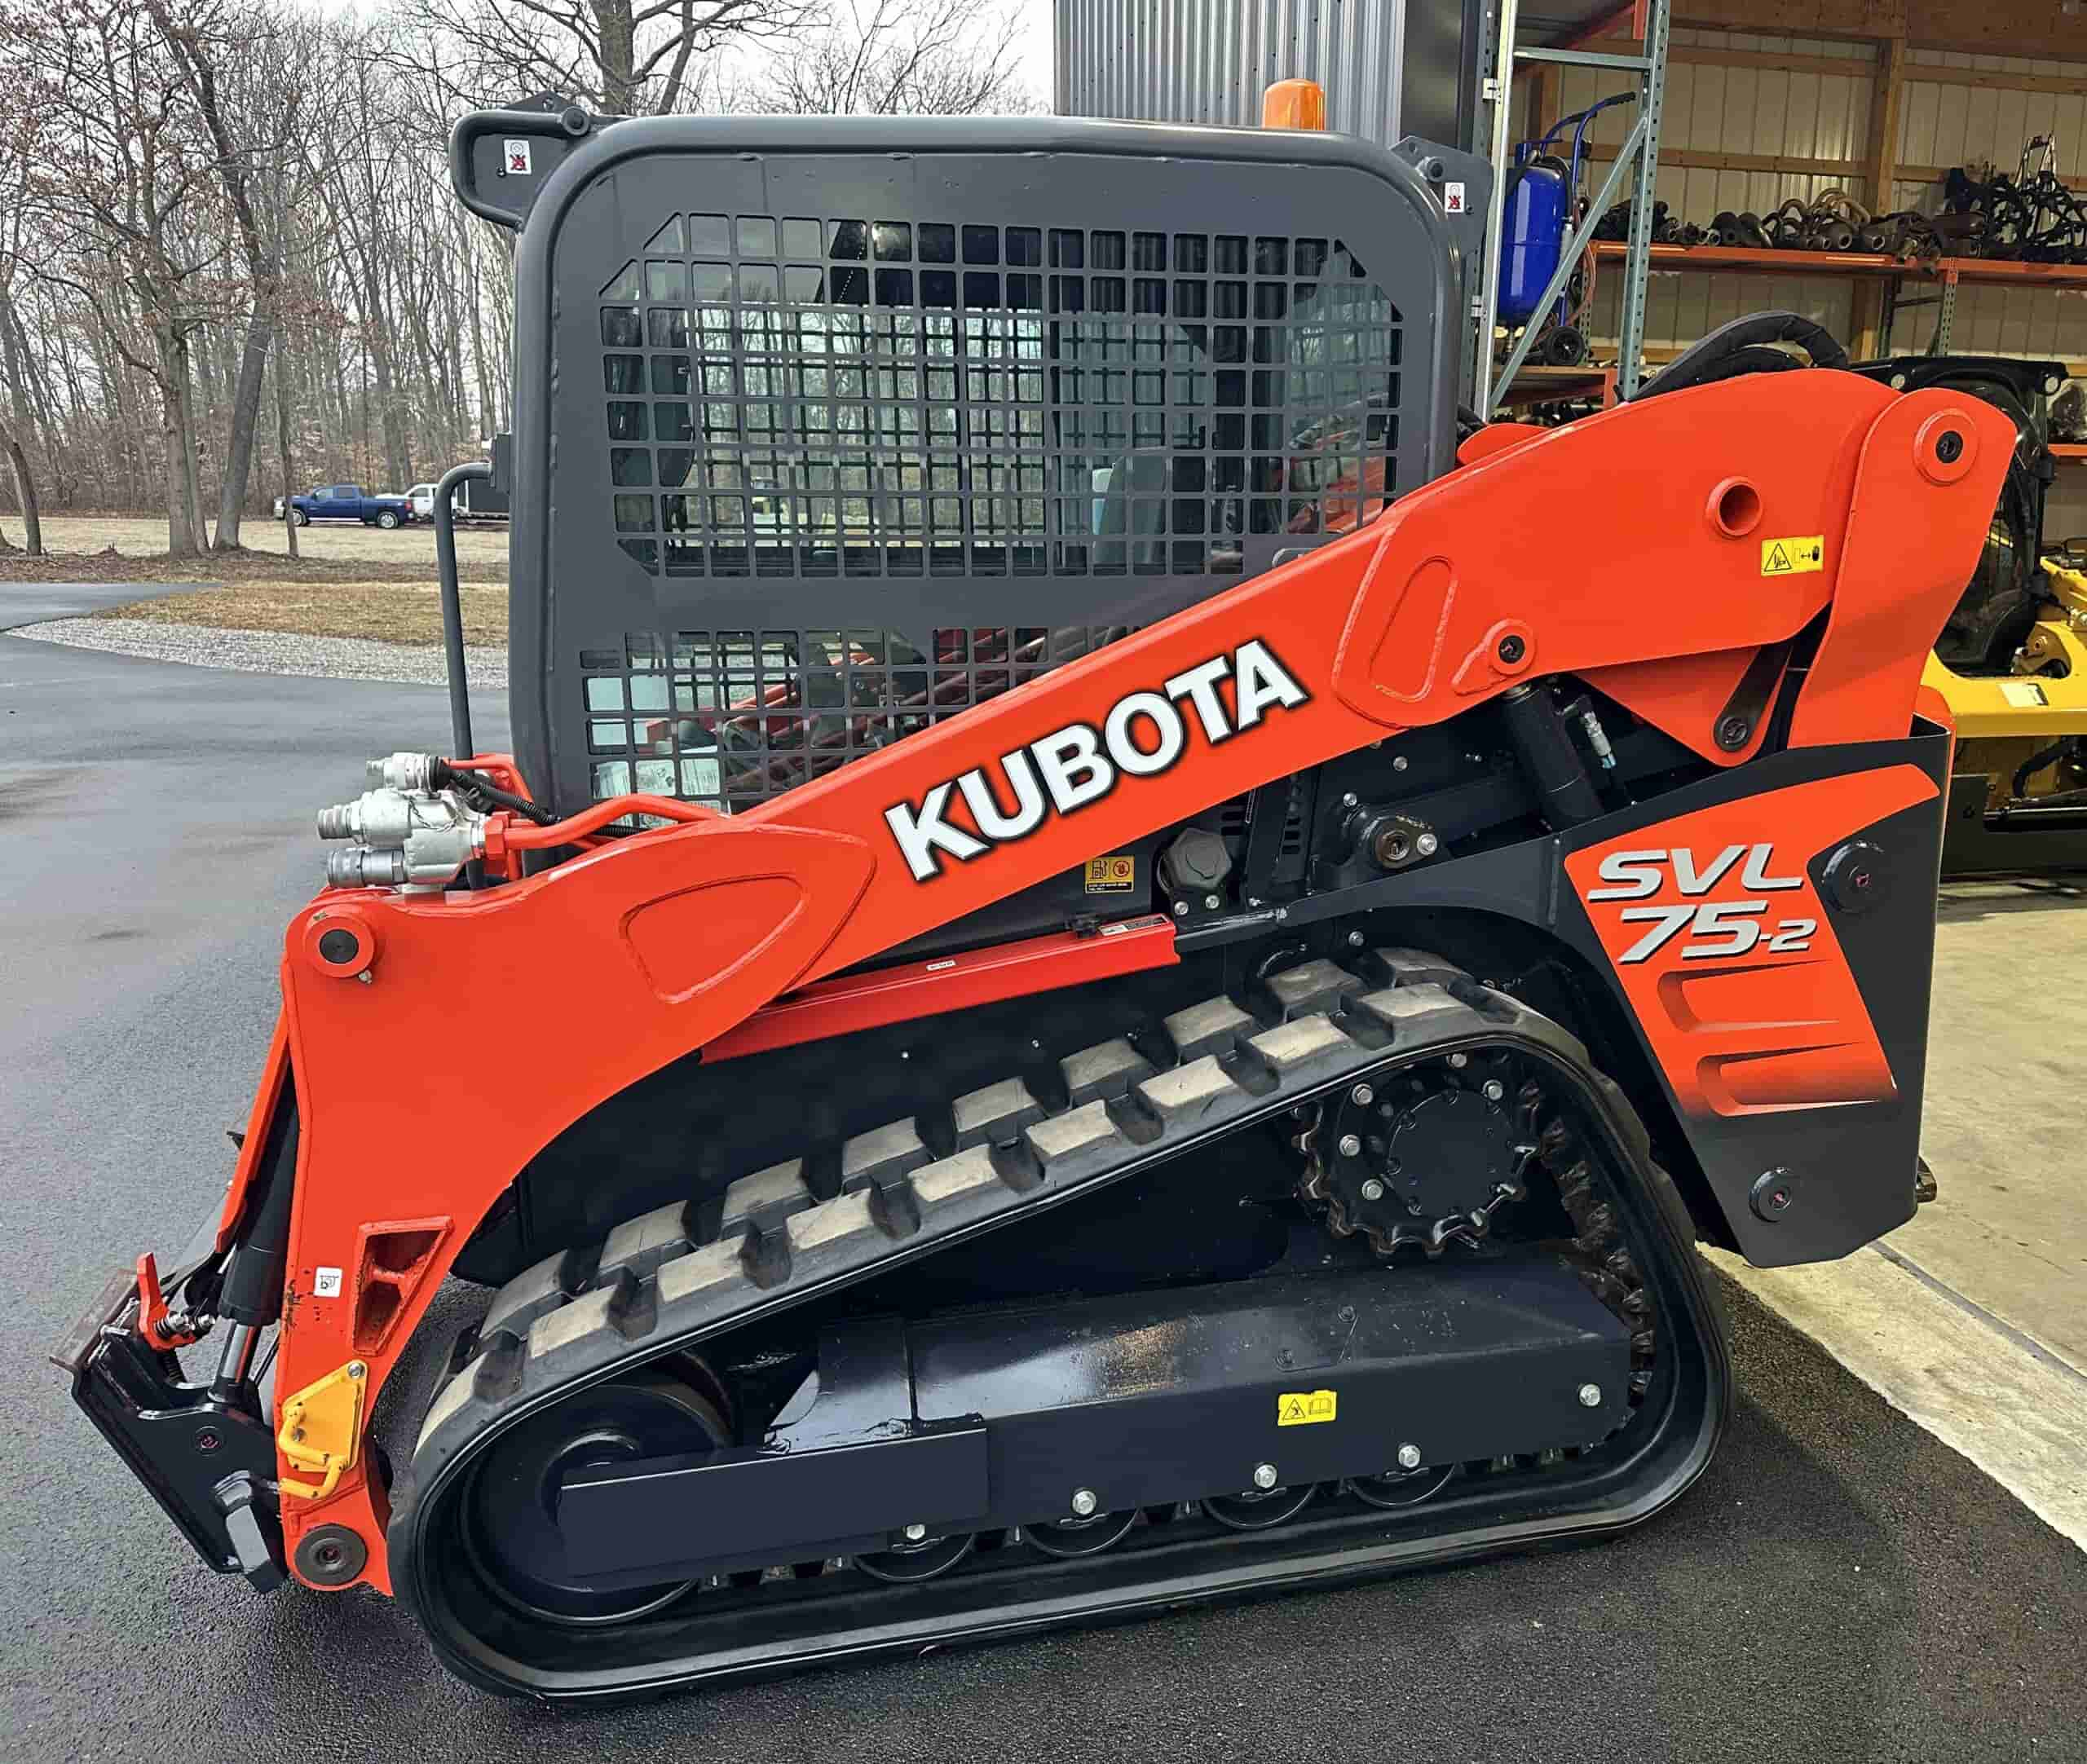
[10, 615, 505, 690]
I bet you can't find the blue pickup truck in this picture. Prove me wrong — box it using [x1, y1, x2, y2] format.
[279, 483, 415, 528]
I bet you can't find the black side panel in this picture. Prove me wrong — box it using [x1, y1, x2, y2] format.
[1252, 725, 1955, 1267]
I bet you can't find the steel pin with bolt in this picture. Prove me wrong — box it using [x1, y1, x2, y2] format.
[1070, 1488, 1098, 1517]
[1396, 1443, 1423, 1470]
[1577, 1383, 1603, 1408]
[1252, 1462, 1278, 1489]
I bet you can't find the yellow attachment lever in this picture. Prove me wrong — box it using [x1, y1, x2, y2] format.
[276, 1360, 367, 1501]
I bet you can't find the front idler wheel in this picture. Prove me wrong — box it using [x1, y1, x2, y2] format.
[459, 1362, 726, 1628]
[856, 1530, 975, 1583]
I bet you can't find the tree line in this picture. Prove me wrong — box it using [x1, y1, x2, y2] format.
[0, 0, 1030, 554]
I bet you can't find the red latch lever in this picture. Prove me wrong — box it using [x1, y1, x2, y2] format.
[135, 1252, 200, 1350]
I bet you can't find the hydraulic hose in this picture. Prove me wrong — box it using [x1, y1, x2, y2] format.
[499, 794, 716, 850]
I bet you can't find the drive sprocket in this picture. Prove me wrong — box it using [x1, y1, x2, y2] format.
[1298, 1052, 1531, 1255]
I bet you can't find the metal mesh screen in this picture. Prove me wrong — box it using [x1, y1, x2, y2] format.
[581, 624, 1132, 815]
[585, 210, 1401, 812]
[598, 214, 1399, 585]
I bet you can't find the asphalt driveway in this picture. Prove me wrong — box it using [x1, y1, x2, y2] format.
[5, 607, 2083, 1762]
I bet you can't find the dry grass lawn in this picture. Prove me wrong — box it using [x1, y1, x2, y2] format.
[95, 578, 509, 646]
[0, 512, 509, 645]
[0, 513, 509, 576]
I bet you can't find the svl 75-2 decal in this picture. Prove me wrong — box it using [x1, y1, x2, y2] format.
[1563, 771, 1937, 1116]
[1584, 845, 1817, 964]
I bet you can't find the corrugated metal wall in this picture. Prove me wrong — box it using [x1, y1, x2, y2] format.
[1054, 0, 1408, 146]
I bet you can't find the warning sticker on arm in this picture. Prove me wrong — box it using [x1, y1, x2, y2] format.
[1084, 854, 1136, 893]
[1760, 536, 1824, 576]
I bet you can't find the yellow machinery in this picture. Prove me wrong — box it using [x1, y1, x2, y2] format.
[1928, 558, 2087, 875]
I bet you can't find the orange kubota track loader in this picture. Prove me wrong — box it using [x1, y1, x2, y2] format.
[61, 104, 2010, 1700]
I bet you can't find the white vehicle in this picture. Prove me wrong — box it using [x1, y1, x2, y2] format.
[403, 473, 510, 522]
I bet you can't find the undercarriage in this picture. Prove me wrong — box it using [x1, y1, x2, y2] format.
[390, 944, 1726, 1697]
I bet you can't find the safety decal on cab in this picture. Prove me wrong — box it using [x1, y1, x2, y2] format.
[1760, 535, 1824, 576]
[1277, 1390, 1338, 1427]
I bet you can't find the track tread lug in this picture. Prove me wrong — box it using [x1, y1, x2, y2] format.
[1134, 1053, 1242, 1124]
[599, 1199, 697, 1281]
[470, 1328, 525, 1405]
[840, 1119, 932, 1192]
[911, 1144, 1003, 1211]
[527, 1269, 649, 1360]
[1163, 996, 1255, 1061]
[479, 1254, 567, 1340]
[1243, 1013, 1357, 1079]
[1365, 947, 1468, 988]
[950, 1075, 1048, 1149]
[1059, 1037, 1156, 1105]
[1023, 1098, 1126, 1168]
[655, 1235, 751, 1307]
[1260, 959, 1363, 1021]
[721, 1160, 815, 1238]
[786, 1188, 883, 1258]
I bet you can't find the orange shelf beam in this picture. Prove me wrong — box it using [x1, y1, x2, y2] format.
[1592, 241, 2087, 292]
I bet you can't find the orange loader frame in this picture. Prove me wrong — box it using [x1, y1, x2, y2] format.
[207, 371, 2008, 1594]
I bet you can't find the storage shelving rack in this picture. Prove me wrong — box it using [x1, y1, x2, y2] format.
[1474, 0, 1672, 417]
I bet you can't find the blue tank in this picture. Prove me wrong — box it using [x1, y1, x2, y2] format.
[1499, 155, 1568, 327]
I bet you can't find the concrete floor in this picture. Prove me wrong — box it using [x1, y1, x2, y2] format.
[1716, 877, 2087, 1547]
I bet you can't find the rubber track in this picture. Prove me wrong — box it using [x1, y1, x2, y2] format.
[406, 950, 1521, 1474]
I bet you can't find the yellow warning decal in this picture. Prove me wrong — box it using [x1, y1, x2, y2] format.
[1277, 1389, 1338, 1427]
[1760, 535, 1825, 576]
[1084, 853, 1136, 893]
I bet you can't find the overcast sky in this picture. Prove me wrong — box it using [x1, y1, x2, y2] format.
[315, 0, 1058, 110]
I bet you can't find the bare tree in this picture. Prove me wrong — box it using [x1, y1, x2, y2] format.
[386, 0, 813, 117]
[143, 0, 306, 549]
[3, 0, 231, 554]
[748, 0, 1034, 116]
[0, 0, 1038, 545]
[0, 161, 46, 553]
